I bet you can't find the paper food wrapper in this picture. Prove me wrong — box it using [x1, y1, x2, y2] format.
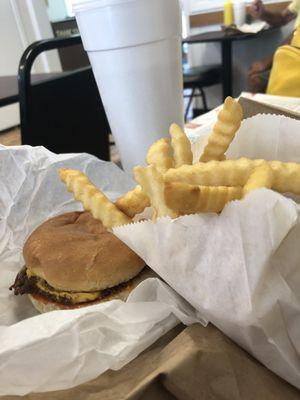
[238, 21, 268, 34]
[114, 114, 300, 390]
[0, 145, 201, 396]
[3, 324, 300, 400]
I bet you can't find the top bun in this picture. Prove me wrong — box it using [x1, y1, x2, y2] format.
[23, 211, 145, 292]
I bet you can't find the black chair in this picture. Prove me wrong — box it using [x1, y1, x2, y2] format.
[183, 64, 221, 121]
[18, 35, 110, 160]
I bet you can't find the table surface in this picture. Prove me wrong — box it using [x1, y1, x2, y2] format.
[183, 27, 275, 44]
[0, 73, 63, 107]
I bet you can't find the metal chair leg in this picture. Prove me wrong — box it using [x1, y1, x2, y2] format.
[184, 87, 196, 122]
[199, 87, 208, 112]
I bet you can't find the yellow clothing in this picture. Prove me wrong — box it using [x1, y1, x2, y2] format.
[267, 2, 300, 96]
[267, 44, 300, 96]
[288, 0, 300, 27]
[291, 26, 300, 46]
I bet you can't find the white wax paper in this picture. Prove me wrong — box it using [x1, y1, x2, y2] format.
[0, 145, 201, 396]
[114, 114, 300, 390]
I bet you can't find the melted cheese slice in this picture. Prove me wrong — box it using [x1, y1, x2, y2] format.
[26, 269, 100, 304]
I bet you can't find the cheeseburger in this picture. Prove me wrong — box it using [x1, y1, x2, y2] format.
[10, 211, 148, 313]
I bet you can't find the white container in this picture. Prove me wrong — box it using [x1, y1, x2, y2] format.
[73, 0, 184, 173]
[233, 0, 246, 27]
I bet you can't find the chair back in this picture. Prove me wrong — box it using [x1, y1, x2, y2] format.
[18, 36, 110, 160]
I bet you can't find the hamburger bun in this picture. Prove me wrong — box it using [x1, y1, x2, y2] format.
[11, 211, 149, 312]
[24, 211, 145, 292]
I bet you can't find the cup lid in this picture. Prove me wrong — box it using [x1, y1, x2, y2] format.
[72, 0, 182, 51]
[72, 0, 136, 13]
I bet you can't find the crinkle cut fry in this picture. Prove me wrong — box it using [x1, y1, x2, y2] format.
[243, 162, 274, 195]
[115, 185, 150, 218]
[146, 137, 174, 174]
[59, 169, 131, 229]
[169, 123, 193, 167]
[134, 165, 177, 218]
[115, 125, 193, 218]
[200, 97, 243, 162]
[115, 138, 174, 217]
[165, 158, 262, 187]
[165, 158, 300, 195]
[269, 160, 300, 194]
[164, 181, 243, 214]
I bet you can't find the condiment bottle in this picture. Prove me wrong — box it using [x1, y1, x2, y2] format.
[233, 0, 246, 27]
[224, 0, 234, 26]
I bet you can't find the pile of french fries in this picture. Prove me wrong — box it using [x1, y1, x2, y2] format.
[59, 96, 300, 230]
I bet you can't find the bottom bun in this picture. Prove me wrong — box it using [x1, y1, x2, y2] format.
[29, 267, 155, 313]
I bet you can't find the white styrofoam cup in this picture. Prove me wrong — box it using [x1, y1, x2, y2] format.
[73, 0, 184, 173]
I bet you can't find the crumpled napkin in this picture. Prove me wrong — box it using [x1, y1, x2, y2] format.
[0, 145, 202, 396]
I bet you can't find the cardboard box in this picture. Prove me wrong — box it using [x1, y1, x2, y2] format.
[239, 96, 300, 120]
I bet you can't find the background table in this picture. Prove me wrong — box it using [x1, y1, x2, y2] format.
[183, 28, 276, 101]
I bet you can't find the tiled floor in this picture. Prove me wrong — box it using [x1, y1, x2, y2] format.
[0, 127, 120, 163]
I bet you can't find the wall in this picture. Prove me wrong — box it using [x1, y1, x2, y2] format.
[0, 0, 61, 131]
[16, 0, 62, 73]
[189, 0, 287, 13]
[0, 0, 24, 130]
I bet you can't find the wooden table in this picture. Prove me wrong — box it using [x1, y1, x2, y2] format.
[183, 28, 276, 101]
[0, 73, 63, 108]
